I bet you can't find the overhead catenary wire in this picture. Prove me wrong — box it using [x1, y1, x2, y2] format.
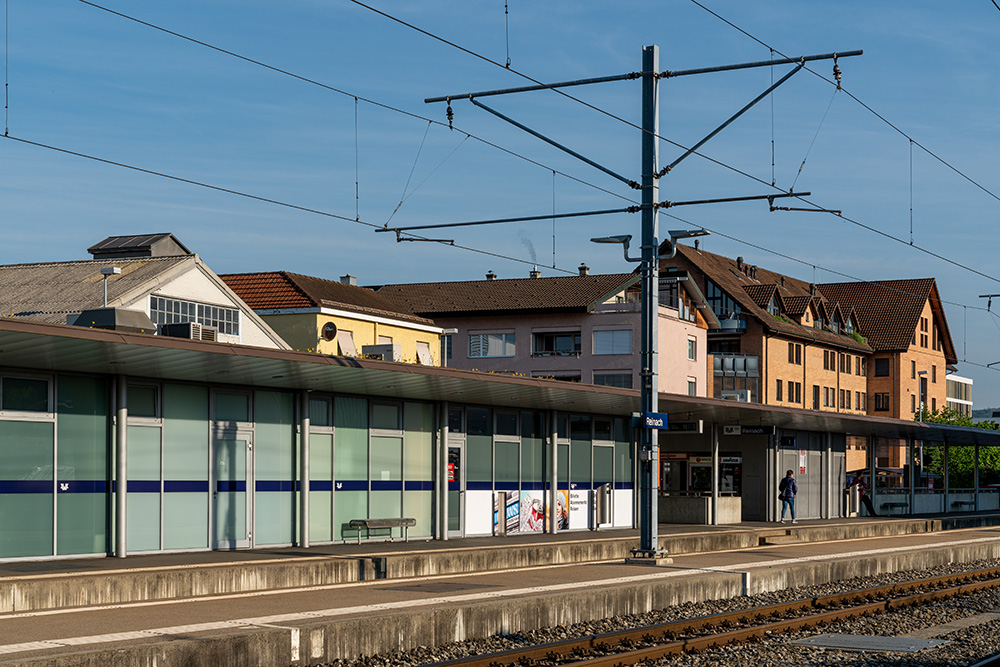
[72, 1, 1000, 293]
[1, 133, 578, 275]
[75, 0, 635, 208]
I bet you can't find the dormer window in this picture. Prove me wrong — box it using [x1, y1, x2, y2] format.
[767, 296, 780, 317]
[845, 318, 854, 335]
[830, 314, 840, 334]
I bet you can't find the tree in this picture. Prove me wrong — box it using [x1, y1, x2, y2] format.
[915, 407, 1000, 488]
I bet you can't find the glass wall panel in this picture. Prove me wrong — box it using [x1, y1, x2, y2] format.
[334, 396, 368, 539]
[403, 403, 433, 481]
[0, 420, 54, 557]
[980, 445, 1000, 511]
[56, 375, 109, 555]
[496, 412, 518, 437]
[521, 412, 544, 491]
[593, 419, 612, 442]
[163, 384, 209, 550]
[593, 446, 614, 486]
[467, 407, 491, 437]
[371, 435, 402, 536]
[2, 377, 49, 412]
[495, 440, 519, 488]
[254, 391, 295, 546]
[404, 490, 433, 538]
[570, 416, 592, 487]
[215, 393, 249, 423]
[126, 425, 161, 552]
[129, 386, 158, 418]
[309, 398, 331, 427]
[309, 433, 333, 543]
[371, 403, 400, 431]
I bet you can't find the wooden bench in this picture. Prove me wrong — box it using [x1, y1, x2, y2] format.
[952, 500, 976, 510]
[880, 501, 908, 515]
[348, 518, 416, 544]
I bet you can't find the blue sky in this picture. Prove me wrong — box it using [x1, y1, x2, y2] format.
[3, 1, 1000, 407]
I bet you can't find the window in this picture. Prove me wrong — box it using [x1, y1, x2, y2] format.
[932, 398, 937, 411]
[149, 295, 240, 335]
[687, 379, 697, 396]
[794, 382, 801, 404]
[415, 341, 433, 365]
[532, 331, 581, 357]
[787, 380, 795, 403]
[845, 391, 851, 410]
[861, 358, 868, 375]
[796, 344, 802, 365]
[377, 335, 393, 345]
[813, 385, 820, 410]
[788, 342, 795, 364]
[873, 358, 890, 377]
[687, 337, 697, 361]
[128, 385, 159, 418]
[911, 395, 916, 413]
[932, 365, 937, 383]
[874, 393, 890, 411]
[767, 296, 780, 317]
[533, 371, 581, 383]
[0, 376, 50, 412]
[855, 391, 861, 410]
[469, 332, 515, 358]
[839, 353, 846, 373]
[444, 334, 453, 361]
[337, 330, 357, 356]
[705, 278, 741, 319]
[855, 356, 861, 376]
[776, 379, 783, 402]
[593, 372, 632, 389]
[845, 317, 854, 335]
[787, 342, 802, 365]
[593, 329, 632, 355]
[911, 360, 916, 379]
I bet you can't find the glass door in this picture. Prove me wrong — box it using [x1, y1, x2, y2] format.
[447, 442, 465, 537]
[214, 430, 252, 549]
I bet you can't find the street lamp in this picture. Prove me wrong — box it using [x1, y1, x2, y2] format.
[591, 227, 709, 562]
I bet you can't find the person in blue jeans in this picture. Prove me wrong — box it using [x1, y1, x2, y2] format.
[778, 469, 798, 524]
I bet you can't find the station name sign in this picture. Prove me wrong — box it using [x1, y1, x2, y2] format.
[723, 425, 775, 436]
[644, 412, 669, 430]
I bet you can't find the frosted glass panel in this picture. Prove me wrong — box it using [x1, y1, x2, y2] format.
[405, 490, 433, 538]
[215, 393, 249, 422]
[163, 493, 207, 549]
[403, 403, 433, 481]
[309, 490, 332, 542]
[255, 391, 294, 546]
[126, 425, 161, 551]
[0, 420, 54, 557]
[215, 438, 247, 545]
[335, 491, 367, 540]
[57, 376, 108, 555]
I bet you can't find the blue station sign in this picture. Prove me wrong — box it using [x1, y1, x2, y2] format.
[644, 412, 669, 430]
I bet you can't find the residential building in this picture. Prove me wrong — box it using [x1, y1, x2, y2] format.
[945, 374, 973, 417]
[660, 245, 871, 413]
[819, 279, 957, 420]
[373, 266, 711, 395]
[221, 271, 444, 365]
[0, 233, 287, 349]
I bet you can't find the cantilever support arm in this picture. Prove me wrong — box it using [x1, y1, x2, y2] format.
[470, 98, 639, 189]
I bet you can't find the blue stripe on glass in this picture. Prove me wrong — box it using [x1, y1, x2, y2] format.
[164, 480, 210, 493]
[310, 480, 333, 492]
[522, 482, 546, 491]
[127, 480, 161, 493]
[467, 481, 493, 491]
[371, 480, 403, 492]
[56, 480, 108, 493]
[404, 481, 433, 491]
[216, 480, 247, 493]
[256, 480, 295, 492]
[0, 480, 52, 494]
[334, 480, 368, 492]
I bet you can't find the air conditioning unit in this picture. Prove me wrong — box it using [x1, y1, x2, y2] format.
[158, 322, 218, 342]
[720, 389, 751, 402]
[361, 344, 401, 361]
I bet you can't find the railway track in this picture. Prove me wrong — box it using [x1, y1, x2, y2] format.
[429, 566, 1000, 667]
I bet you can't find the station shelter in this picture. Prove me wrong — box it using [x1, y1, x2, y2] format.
[1, 319, 997, 562]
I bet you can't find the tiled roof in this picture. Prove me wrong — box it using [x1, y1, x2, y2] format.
[742, 283, 778, 309]
[220, 272, 434, 325]
[669, 245, 871, 352]
[818, 279, 957, 363]
[373, 273, 640, 317]
[0, 256, 191, 324]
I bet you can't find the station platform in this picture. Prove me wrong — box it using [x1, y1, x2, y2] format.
[3, 512, 1000, 666]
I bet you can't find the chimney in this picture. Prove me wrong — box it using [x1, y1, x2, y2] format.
[578, 263, 590, 276]
[809, 283, 817, 297]
[694, 239, 700, 250]
[486, 270, 497, 281]
[529, 265, 541, 279]
[780, 276, 785, 287]
[736, 257, 743, 270]
[340, 274, 357, 286]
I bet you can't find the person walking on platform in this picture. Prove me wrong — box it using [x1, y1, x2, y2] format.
[778, 469, 797, 524]
[848, 474, 879, 516]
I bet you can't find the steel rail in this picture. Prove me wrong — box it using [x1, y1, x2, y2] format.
[427, 567, 1000, 667]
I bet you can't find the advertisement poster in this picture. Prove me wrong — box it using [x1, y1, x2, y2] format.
[553, 490, 569, 530]
[493, 491, 520, 534]
[568, 488, 588, 529]
[519, 491, 545, 532]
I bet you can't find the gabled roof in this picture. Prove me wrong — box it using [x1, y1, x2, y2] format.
[372, 273, 640, 318]
[669, 244, 871, 352]
[220, 271, 434, 326]
[817, 279, 957, 364]
[0, 256, 192, 324]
